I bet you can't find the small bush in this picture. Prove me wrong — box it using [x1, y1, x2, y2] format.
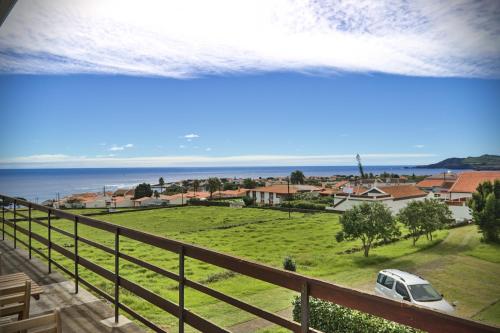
[242, 196, 255, 206]
[283, 256, 296, 271]
[282, 201, 326, 210]
[292, 296, 420, 333]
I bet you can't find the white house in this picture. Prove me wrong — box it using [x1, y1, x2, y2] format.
[162, 192, 211, 205]
[248, 184, 321, 206]
[81, 196, 111, 208]
[110, 195, 135, 208]
[132, 196, 168, 207]
[447, 171, 500, 200]
[332, 185, 428, 214]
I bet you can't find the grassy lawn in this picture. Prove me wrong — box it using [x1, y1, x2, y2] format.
[3, 206, 500, 332]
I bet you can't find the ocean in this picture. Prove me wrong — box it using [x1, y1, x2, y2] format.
[0, 166, 462, 202]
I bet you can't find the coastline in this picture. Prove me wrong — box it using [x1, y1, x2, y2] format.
[0, 165, 467, 202]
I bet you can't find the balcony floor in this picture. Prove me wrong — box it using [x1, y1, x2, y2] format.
[0, 239, 145, 333]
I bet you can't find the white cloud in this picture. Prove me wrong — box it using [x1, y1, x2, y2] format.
[0, 0, 498, 78]
[179, 145, 186, 149]
[205, 147, 212, 151]
[184, 134, 200, 139]
[109, 143, 134, 151]
[413, 144, 425, 148]
[0, 153, 437, 168]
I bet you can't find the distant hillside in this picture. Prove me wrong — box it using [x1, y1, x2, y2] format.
[417, 154, 500, 170]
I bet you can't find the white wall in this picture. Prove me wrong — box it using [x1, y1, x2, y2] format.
[84, 198, 109, 208]
[250, 191, 282, 206]
[449, 192, 472, 200]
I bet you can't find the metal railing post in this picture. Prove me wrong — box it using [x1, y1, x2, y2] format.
[13, 200, 16, 248]
[2, 200, 4, 240]
[301, 281, 309, 333]
[179, 246, 185, 333]
[28, 204, 32, 259]
[114, 227, 120, 323]
[74, 216, 79, 294]
[48, 209, 51, 273]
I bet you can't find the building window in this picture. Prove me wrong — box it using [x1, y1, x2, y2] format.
[260, 192, 265, 204]
[269, 192, 274, 205]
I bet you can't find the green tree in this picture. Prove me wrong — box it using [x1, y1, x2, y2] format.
[243, 178, 257, 189]
[193, 179, 200, 195]
[290, 170, 305, 185]
[398, 199, 452, 245]
[469, 180, 500, 243]
[207, 177, 221, 199]
[223, 182, 238, 190]
[336, 202, 399, 257]
[158, 177, 165, 192]
[134, 183, 153, 199]
[153, 190, 160, 199]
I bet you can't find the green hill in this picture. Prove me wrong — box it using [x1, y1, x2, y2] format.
[417, 154, 500, 170]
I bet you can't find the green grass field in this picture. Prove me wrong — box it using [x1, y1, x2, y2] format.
[3, 206, 500, 332]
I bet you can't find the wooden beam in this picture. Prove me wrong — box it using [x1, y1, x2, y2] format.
[0, 0, 16, 28]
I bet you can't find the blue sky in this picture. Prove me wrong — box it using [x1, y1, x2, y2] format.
[0, 1, 499, 168]
[1, 73, 498, 167]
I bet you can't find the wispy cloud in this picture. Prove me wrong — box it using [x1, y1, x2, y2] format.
[109, 143, 134, 151]
[413, 144, 425, 149]
[184, 134, 199, 139]
[0, 153, 437, 168]
[0, 0, 498, 78]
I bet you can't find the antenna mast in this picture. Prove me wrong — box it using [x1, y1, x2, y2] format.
[356, 154, 365, 179]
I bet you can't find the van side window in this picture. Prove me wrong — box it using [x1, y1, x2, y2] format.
[396, 282, 409, 298]
[382, 276, 395, 289]
[377, 273, 386, 284]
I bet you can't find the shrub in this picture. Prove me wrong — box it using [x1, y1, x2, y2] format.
[292, 297, 420, 333]
[242, 196, 255, 206]
[281, 201, 326, 210]
[283, 256, 296, 271]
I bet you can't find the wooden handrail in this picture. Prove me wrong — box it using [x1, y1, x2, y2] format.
[1, 194, 499, 333]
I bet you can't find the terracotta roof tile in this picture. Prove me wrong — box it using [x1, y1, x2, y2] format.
[381, 185, 427, 199]
[252, 185, 298, 194]
[416, 179, 445, 188]
[449, 171, 500, 193]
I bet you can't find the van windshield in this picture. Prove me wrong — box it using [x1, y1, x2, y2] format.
[408, 284, 442, 302]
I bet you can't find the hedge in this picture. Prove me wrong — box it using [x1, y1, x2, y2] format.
[281, 200, 327, 210]
[292, 296, 420, 333]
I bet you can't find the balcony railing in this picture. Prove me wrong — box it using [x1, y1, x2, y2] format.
[1, 194, 498, 333]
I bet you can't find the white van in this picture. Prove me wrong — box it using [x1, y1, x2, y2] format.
[375, 269, 455, 314]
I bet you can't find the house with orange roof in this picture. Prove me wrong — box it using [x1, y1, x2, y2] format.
[332, 184, 472, 222]
[332, 185, 430, 214]
[211, 188, 249, 199]
[110, 195, 135, 208]
[59, 191, 113, 208]
[448, 171, 500, 200]
[416, 173, 457, 193]
[161, 191, 211, 205]
[132, 196, 169, 207]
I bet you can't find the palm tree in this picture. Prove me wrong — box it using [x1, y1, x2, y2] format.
[290, 170, 305, 185]
[193, 179, 200, 196]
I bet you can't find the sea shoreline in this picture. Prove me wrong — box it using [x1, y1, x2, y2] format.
[0, 165, 467, 202]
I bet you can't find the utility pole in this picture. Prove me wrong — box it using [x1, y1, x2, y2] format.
[287, 177, 291, 219]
